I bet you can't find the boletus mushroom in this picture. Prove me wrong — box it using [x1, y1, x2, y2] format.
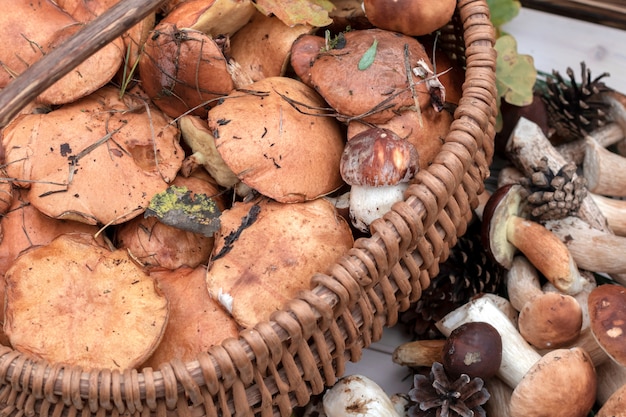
[205, 197, 353, 328]
[340, 127, 419, 232]
[2, 86, 184, 226]
[4, 233, 169, 370]
[292, 28, 435, 124]
[208, 76, 345, 203]
[482, 184, 585, 295]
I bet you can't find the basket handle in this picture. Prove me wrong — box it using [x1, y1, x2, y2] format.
[0, 0, 168, 128]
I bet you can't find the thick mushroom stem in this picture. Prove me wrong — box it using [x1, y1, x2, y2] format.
[436, 295, 540, 389]
[590, 193, 626, 236]
[348, 183, 408, 233]
[584, 135, 626, 197]
[484, 184, 585, 295]
[555, 122, 624, 165]
[545, 216, 626, 277]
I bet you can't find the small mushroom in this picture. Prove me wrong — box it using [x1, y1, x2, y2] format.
[506, 256, 583, 349]
[161, 0, 256, 38]
[340, 127, 419, 232]
[323, 374, 401, 417]
[442, 321, 503, 380]
[392, 339, 445, 368]
[481, 183, 585, 294]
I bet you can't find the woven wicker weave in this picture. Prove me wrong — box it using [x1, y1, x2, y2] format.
[0, 0, 497, 415]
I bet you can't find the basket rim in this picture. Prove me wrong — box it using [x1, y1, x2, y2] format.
[0, 0, 498, 415]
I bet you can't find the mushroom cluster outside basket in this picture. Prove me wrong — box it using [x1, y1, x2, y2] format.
[0, 0, 498, 416]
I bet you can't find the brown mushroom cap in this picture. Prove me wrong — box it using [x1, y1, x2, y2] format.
[205, 197, 353, 328]
[362, 0, 456, 37]
[4, 233, 169, 370]
[442, 321, 503, 380]
[2, 86, 183, 226]
[597, 380, 626, 417]
[509, 347, 596, 417]
[142, 266, 240, 368]
[162, 0, 256, 37]
[0, 0, 124, 105]
[588, 284, 626, 366]
[305, 28, 433, 124]
[229, 12, 315, 83]
[340, 127, 419, 186]
[347, 106, 451, 169]
[138, 22, 235, 118]
[518, 292, 583, 349]
[208, 76, 345, 203]
[0, 188, 104, 277]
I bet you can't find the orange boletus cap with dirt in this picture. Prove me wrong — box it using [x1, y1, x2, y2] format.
[208, 76, 345, 203]
[2, 86, 183, 226]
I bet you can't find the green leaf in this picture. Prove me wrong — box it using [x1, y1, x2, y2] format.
[494, 35, 537, 131]
[358, 39, 378, 71]
[486, 0, 521, 28]
[254, 0, 334, 27]
[145, 185, 221, 237]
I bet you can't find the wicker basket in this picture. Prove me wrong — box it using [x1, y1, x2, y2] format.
[0, 0, 497, 415]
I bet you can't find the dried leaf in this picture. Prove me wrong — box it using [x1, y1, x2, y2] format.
[145, 185, 221, 237]
[254, 0, 334, 27]
[358, 38, 378, 71]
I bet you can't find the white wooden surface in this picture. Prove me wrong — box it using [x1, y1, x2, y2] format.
[343, 7, 626, 399]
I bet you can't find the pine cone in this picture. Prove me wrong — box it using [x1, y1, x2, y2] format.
[401, 221, 505, 339]
[540, 62, 612, 143]
[519, 158, 588, 221]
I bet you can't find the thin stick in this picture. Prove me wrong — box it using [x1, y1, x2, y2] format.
[0, 0, 168, 128]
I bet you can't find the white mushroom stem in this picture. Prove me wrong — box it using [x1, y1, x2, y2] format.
[555, 122, 624, 165]
[596, 360, 626, 405]
[589, 194, 626, 236]
[436, 295, 541, 389]
[323, 375, 401, 417]
[506, 117, 609, 231]
[349, 183, 408, 233]
[484, 377, 513, 417]
[505, 256, 543, 311]
[584, 135, 626, 197]
[545, 216, 626, 278]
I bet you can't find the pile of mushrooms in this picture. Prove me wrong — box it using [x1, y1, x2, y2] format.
[386, 87, 626, 416]
[0, 0, 461, 377]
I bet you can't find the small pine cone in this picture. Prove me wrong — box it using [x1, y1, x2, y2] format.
[401, 221, 505, 339]
[541, 62, 611, 143]
[519, 158, 587, 221]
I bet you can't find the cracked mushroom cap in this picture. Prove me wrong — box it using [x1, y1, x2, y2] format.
[205, 197, 353, 328]
[2, 86, 184, 226]
[208, 76, 345, 203]
[509, 347, 596, 417]
[0, 0, 124, 105]
[4, 233, 169, 370]
[300, 28, 433, 124]
[588, 284, 626, 366]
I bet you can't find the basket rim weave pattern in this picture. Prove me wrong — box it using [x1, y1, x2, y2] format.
[0, 0, 498, 415]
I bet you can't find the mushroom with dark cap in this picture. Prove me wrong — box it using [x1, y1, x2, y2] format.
[442, 321, 503, 380]
[340, 127, 419, 232]
[482, 183, 585, 294]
